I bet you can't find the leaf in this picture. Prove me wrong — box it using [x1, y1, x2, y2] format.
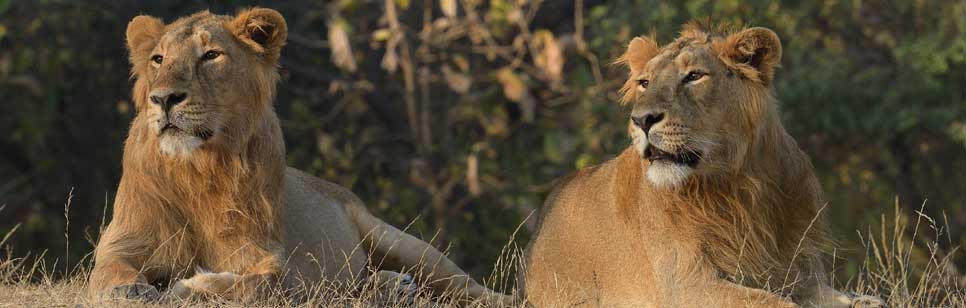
[532, 30, 564, 84]
[372, 29, 393, 41]
[575, 153, 595, 169]
[466, 154, 481, 196]
[496, 68, 535, 122]
[432, 17, 453, 31]
[948, 121, 966, 146]
[116, 100, 130, 114]
[468, 23, 485, 45]
[381, 49, 398, 73]
[542, 133, 565, 163]
[327, 18, 357, 73]
[496, 68, 526, 102]
[452, 54, 470, 72]
[316, 132, 334, 155]
[440, 0, 458, 18]
[381, 36, 399, 73]
[442, 65, 471, 93]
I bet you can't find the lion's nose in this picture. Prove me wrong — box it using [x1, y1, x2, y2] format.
[631, 112, 665, 134]
[149, 89, 188, 113]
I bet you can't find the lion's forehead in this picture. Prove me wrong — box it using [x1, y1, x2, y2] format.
[647, 41, 718, 76]
[162, 13, 231, 47]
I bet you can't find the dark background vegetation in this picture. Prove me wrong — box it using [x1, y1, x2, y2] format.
[0, 0, 963, 288]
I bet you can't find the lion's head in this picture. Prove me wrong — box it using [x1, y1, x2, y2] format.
[618, 23, 783, 188]
[125, 9, 287, 157]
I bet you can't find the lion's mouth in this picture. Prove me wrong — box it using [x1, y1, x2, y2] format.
[643, 145, 701, 167]
[159, 123, 181, 135]
[195, 128, 214, 141]
[160, 123, 215, 141]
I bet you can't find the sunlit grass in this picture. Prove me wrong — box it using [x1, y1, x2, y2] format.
[0, 200, 962, 307]
[841, 200, 964, 307]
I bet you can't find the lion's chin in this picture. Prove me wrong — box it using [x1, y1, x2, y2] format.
[159, 134, 204, 157]
[645, 161, 693, 188]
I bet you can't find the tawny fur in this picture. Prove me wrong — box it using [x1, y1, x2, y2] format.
[522, 22, 882, 308]
[89, 8, 508, 305]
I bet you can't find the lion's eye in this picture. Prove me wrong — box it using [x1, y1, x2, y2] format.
[682, 71, 707, 83]
[636, 79, 649, 91]
[202, 50, 222, 61]
[151, 55, 163, 65]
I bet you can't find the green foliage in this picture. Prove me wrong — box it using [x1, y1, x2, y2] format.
[0, 0, 963, 289]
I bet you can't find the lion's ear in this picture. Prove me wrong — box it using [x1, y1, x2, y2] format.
[721, 27, 782, 84]
[618, 36, 659, 74]
[616, 36, 659, 105]
[126, 15, 164, 72]
[230, 8, 288, 63]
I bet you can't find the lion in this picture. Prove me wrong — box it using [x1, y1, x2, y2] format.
[88, 8, 508, 305]
[520, 23, 885, 308]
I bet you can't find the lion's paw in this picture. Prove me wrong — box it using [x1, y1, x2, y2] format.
[850, 294, 886, 308]
[168, 270, 241, 300]
[476, 290, 518, 307]
[108, 283, 161, 302]
[366, 270, 418, 304]
[168, 278, 195, 300]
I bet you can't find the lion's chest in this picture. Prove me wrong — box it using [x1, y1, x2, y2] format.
[524, 182, 706, 307]
[146, 202, 278, 276]
[196, 230, 272, 272]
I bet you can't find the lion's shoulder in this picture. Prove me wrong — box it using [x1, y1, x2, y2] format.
[541, 149, 638, 208]
[534, 161, 606, 222]
[528, 149, 636, 242]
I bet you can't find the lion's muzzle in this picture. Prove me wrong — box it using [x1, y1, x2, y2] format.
[149, 88, 188, 114]
[631, 112, 665, 134]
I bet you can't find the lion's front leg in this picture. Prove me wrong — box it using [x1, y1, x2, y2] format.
[89, 226, 163, 303]
[89, 257, 161, 302]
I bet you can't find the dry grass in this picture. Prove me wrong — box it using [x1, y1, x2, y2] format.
[0, 200, 963, 307]
[0, 253, 511, 308]
[839, 200, 965, 307]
